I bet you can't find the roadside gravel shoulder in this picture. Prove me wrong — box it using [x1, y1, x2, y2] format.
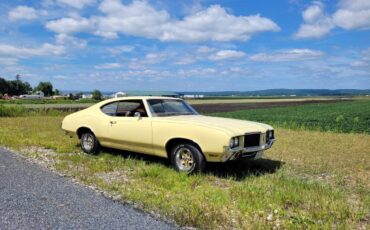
[0, 148, 177, 229]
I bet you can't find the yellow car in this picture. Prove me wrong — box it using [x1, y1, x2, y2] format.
[62, 96, 275, 173]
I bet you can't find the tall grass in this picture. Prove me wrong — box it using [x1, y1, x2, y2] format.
[0, 105, 70, 117]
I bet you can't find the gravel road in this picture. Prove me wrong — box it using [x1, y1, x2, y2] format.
[0, 148, 177, 230]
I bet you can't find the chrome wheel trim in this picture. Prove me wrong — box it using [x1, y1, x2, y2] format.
[175, 147, 195, 172]
[82, 134, 94, 151]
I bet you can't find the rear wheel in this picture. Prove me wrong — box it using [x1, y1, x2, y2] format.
[171, 143, 206, 174]
[80, 132, 99, 154]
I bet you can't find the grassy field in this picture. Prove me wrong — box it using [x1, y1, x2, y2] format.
[212, 100, 370, 134]
[3, 99, 368, 134]
[0, 114, 369, 229]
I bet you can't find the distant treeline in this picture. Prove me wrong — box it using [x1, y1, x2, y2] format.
[0, 76, 57, 97]
[180, 89, 370, 96]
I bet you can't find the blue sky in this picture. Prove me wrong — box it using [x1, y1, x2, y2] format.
[0, 0, 369, 91]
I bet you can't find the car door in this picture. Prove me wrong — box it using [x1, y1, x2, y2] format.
[107, 100, 153, 154]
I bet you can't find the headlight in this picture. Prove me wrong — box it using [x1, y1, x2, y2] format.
[234, 137, 239, 146]
[270, 130, 274, 138]
[229, 137, 239, 148]
[267, 130, 274, 140]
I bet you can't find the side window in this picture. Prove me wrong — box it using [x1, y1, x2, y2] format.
[101, 102, 118, 116]
[116, 100, 148, 117]
[149, 100, 165, 113]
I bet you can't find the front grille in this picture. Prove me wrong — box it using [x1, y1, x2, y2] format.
[244, 133, 260, 147]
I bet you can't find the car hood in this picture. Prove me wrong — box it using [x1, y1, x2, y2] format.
[155, 115, 272, 135]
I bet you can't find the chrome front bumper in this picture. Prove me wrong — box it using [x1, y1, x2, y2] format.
[221, 139, 275, 162]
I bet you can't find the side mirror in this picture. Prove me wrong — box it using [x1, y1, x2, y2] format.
[134, 112, 141, 119]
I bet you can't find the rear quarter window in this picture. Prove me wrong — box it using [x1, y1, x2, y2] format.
[101, 102, 118, 116]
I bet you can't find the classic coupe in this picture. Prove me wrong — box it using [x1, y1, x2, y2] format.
[62, 97, 275, 173]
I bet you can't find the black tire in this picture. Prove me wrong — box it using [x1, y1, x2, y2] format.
[80, 132, 100, 154]
[171, 143, 206, 174]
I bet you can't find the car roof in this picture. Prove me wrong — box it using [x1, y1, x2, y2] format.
[96, 96, 182, 106]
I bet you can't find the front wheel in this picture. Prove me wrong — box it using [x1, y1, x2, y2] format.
[80, 132, 100, 154]
[171, 143, 206, 174]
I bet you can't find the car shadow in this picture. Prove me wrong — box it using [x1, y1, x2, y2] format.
[205, 159, 283, 181]
[99, 147, 172, 166]
[94, 146, 283, 181]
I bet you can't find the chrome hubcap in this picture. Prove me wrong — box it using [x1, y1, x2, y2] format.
[175, 147, 194, 172]
[82, 134, 94, 151]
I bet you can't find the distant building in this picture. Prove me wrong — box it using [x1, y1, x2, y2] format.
[82, 94, 93, 99]
[52, 95, 69, 100]
[19, 91, 44, 99]
[183, 94, 205, 99]
[112, 91, 127, 98]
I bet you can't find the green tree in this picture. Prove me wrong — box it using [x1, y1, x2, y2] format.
[54, 89, 60, 95]
[0, 77, 10, 94]
[92, 90, 102, 100]
[0, 77, 32, 96]
[35, 82, 53, 96]
[8, 80, 32, 95]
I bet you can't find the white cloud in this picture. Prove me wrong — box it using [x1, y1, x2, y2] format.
[8, 6, 40, 21]
[57, 0, 96, 9]
[160, 5, 280, 42]
[0, 43, 65, 58]
[94, 62, 123, 69]
[0, 57, 18, 66]
[45, 0, 280, 42]
[209, 50, 246, 61]
[46, 16, 92, 34]
[107, 45, 135, 55]
[350, 61, 368, 67]
[53, 75, 70, 80]
[338, 0, 370, 10]
[302, 2, 324, 23]
[250, 49, 324, 62]
[295, 0, 370, 39]
[174, 55, 197, 65]
[177, 68, 217, 77]
[115, 69, 171, 79]
[295, 2, 334, 39]
[143, 52, 173, 64]
[126, 51, 172, 69]
[350, 48, 370, 67]
[55, 34, 87, 48]
[197, 46, 216, 53]
[94, 0, 170, 39]
[333, 0, 370, 30]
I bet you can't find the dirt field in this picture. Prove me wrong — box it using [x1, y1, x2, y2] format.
[192, 99, 349, 113]
[187, 97, 351, 104]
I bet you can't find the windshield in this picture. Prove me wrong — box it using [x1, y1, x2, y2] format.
[147, 99, 198, 117]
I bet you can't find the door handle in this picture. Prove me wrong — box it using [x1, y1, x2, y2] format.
[110, 121, 117, 124]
